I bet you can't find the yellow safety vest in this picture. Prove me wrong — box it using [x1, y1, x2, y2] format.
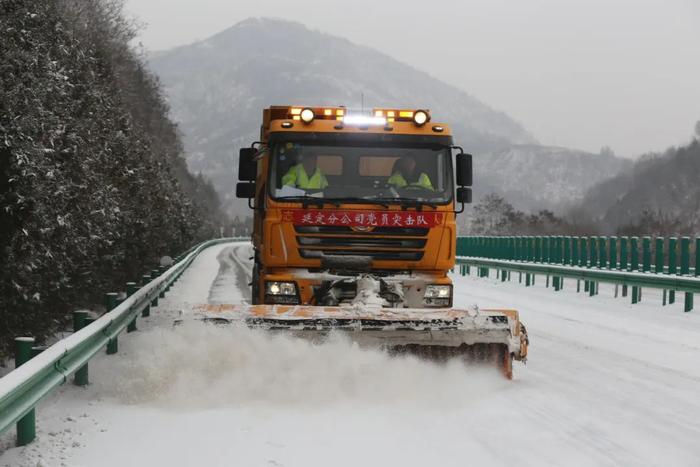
[282, 164, 329, 189]
[387, 171, 434, 190]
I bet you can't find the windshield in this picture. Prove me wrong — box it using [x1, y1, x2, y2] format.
[269, 143, 453, 204]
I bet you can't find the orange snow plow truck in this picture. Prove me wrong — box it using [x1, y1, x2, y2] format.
[211, 106, 528, 378]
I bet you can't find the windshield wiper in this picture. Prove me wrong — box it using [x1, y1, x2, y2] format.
[280, 195, 326, 208]
[329, 197, 389, 208]
[374, 197, 438, 209]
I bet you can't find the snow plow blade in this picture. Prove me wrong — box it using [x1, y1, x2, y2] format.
[194, 304, 528, 379]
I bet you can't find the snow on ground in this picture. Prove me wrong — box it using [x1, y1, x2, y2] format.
[2, 241, 700, 466]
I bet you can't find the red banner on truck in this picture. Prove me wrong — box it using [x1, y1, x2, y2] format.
[281, 209, 444, 228]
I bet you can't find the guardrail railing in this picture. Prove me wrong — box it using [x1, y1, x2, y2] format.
[0, 237, 249, 447]
[456, 235, 699, 312]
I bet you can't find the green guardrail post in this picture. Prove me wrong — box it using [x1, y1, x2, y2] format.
[598, 237, 607, 269]
[15, 337, 36, 446]
[580, 237, 588, 292]
[31, 345, 46, 358]
[630, 236, 639, 271]
[688, 237, 700, 310]
[151, 269, 160, 307]
[73, 311, 89, 386]
[686, 292, 694, 312]
[609, 236, 618, 270]
[642, 237, 651, 272]
[655, 237, 664, 273]
[620, 237, 629, 270]
[620, 237, 628, 296]
[528, 236, 533, 282]
[555, 237, 563, 290]
[630, 237, 640, 303]
[681, 237, 692, 312]
[668, 238, 677, 304]
[590, 237, 598, 295]
[680, 237, 690, 275]
[141, 274, 152, 317]
[104, 292, 119, 354]
[544, 236, 551, 287]
[518, 236, 524, 282]
[126, 282, 138, 332]
[654, 237, 666, 305]
[590, 236, 598, 268]
[572, 236, 580, 292]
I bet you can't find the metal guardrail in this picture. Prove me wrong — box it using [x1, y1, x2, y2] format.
[456, 235, 699, 312]
[0, 237, 249, 447]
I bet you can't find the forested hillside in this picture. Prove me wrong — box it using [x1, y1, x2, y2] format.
[576, 137, 700, 235]
[0, 0, 221, 354]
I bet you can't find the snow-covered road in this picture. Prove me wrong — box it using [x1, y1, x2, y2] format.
[2, 241, 700, 467]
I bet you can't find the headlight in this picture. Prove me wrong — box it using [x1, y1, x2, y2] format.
[423, 284, 452, 307]
[413, 110, 430, 127]
[300, 108, 315, 124]
[424, 285, 451, 298]
[266, 281, 297, 295]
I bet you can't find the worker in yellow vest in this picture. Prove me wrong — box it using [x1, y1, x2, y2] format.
[282, 153, 329, 189]
[388, 157, 433, 190]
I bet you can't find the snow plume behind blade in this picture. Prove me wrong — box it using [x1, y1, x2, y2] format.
[90, 321, 507, 409]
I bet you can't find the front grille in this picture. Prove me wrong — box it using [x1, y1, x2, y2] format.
[297, 237, 426, 248]
[300, 249, 424, 261]
[295, 224, 428, 262]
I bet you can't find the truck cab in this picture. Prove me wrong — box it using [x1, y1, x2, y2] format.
[237, 106, 472, 308]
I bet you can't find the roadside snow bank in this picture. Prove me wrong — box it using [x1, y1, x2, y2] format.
[90, 321, 506, 409]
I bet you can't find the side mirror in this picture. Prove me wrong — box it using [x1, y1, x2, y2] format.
[236, 182, 255, 199]
[238, 147, 257, 181]
[456, 187, 472, 204]
[456, 152, 472, 187]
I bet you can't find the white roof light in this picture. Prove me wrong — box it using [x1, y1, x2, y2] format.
[342, 115, 387, 126]
[413, 110, 430, 126]
[300, 108, 315, 123]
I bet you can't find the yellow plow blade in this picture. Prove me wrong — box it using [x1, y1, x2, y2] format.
[193, 304, 528, 379]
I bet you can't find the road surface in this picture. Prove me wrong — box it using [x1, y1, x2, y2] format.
[2, 241, 700, 466]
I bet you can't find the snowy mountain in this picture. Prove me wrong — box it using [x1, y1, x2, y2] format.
[148, 18, 625, 215]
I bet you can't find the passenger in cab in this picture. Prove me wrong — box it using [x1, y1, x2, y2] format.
[282, 153, 329, 189]
[387, 157, 434, 190]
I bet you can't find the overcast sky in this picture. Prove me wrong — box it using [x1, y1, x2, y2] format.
[125, 0, 700, 158]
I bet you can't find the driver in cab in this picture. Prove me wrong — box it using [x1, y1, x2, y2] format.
[388, 156, 434, 190]
[282, 152, 329, 190]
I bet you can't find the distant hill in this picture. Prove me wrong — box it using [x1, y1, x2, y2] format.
[478, 145, 631, 212]
[576, 139, 700, 233]
[148, 17, 626, 215]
